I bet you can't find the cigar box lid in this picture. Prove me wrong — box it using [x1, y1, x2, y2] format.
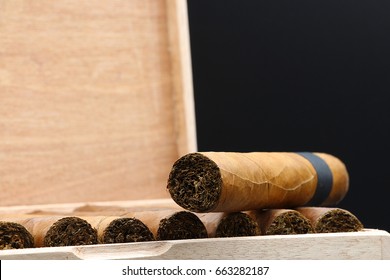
[0, 0, 196, 206]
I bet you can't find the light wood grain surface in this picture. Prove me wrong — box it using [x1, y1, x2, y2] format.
[0, 0, 196, 206]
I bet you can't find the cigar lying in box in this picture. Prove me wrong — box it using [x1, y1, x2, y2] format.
[167, 152, 349, 212]
[252, 209, 314, 235]
[296, 207, 364, 233]
[0, 221, 34, 249]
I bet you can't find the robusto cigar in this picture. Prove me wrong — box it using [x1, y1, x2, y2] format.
[296, 207, 364, 233]
[0, 221, 34, 249]
[129, 210, 208, 241]
[252, 209, 314, 235]
[43, 217, 98, 247]
[156, 211, 208, 240]
[83, 216, 155, 244]
[167, 152, 349, 212]
[197, 212, 260, 238]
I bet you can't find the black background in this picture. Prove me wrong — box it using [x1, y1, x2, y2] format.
[187, 0, 390, 231]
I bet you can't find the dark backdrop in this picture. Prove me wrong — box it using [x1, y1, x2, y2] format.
[187, 0, 390, 231]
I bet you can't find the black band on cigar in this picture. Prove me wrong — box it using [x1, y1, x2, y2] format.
[297, 152, 333, 206]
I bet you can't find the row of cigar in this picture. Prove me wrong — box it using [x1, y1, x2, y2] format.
[0, 206, 363, 250]
[1, 151, 364, 250]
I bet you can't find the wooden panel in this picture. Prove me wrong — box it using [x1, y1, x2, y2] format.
[0, 0, 196, 206]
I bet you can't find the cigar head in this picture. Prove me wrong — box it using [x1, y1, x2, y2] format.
[44, 217, 98, 247]
[157, 211, 208, 240]
[215, 212, 261, 237]
[0, 221, 34, 249]
[102, 218, 155, 244]
[167, 153, 222, 212]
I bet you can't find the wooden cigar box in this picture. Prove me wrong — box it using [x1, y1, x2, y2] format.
[0, 0, 389, 260]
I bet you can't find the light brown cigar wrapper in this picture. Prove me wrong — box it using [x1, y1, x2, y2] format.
[0, 215, 97, 247]
[252, 209, 314, 235]
[197, 212, 260, 237]
[167, 152, 349, 212]
[296, 207, 364, 233]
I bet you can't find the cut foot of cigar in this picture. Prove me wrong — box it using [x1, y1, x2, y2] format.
[255, 209, 314, 235]
[44, 217, 98, 247]
[102, 217, 155, 243]
[167, 153, 222, 212]
[157, 211, 208, 240]
[0, 221, 34, 249]
[297, 207, 364, 233]
[215, 212, 260, 237]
